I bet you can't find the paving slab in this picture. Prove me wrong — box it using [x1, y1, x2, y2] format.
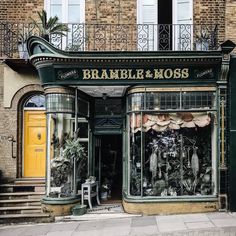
[181, 213, 209, 223]
[49, 222, 79, 232]
[185, 221, 215, 230]
[130, 225, 159, 235]
[131, 216, 157, 227]
[46, 230, 73, 236]
[0, 227, 26, 236]
[72, 229, 102, 236]
[207, 213, 235, 220]
[211, 219, 236, 227]
[75, 221, 104, 231]
[101, 226, 130, 236]
[157, 220, 187, 233]
[21, 224, 51, 236]
[105, 218, 131, 227]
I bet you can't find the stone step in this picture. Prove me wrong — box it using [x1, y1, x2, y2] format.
[14, 178, 45, 185]
[0, 198, 41, 207]
[0, 184, 45, 193]
[0, 192, 45, 200]
[0, 213, 54, 224]
[0, 206, 42, 214]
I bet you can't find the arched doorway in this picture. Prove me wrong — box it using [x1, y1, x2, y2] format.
[23, 95, 46, 177]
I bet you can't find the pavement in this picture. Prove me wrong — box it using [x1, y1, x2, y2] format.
[1, 204, 236, 236]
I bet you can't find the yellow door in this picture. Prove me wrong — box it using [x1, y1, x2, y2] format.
[24, 111, 46, 177]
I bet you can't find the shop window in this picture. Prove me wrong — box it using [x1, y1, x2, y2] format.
[127, 88, 217, 198]
[45, 89, 89, 198]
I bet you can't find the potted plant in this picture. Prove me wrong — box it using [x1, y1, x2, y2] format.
[195, 30, 210, 51]
[18, 31, 31, 59]
[31, 9, 69, 41]
[50, 138, 87, 198]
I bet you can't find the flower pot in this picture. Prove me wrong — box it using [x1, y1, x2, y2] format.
[195, 40, 209, 51]
[101, 191, 108, 200]
[18, 42, 29, 59]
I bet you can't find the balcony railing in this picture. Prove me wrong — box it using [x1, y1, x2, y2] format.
[0, 23, 219, 58]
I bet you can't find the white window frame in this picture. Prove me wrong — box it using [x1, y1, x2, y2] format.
[44, 0, 85, 23]
[172, 0, 193, 50]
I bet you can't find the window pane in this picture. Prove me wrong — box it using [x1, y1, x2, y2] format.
[77, 122, 88, 138]
[68, 5, 80, 23]
[51, 0, 61, 4]
[51, 5, 62, 20]
[129, 113, 142, 196]
[141, 112, 213, 197]
[69, 0, 79, 4]
[25, 95, 45, 108]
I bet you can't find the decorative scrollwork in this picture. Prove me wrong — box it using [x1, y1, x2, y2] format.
[0, 23, 219, 57]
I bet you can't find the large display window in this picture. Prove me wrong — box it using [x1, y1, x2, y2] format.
[45, 87, 89, 199]
[127, 87, 217, 198]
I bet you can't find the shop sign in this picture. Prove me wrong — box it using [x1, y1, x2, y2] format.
[57, 68, 190, 80]
[56, 67, 216, 81]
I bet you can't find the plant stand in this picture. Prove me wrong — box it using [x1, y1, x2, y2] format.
[81, 181, 100, 209]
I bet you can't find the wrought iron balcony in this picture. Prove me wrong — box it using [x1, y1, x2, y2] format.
[0, 23, 219, 58]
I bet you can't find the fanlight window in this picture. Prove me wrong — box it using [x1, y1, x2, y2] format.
[24, 95, 45, 108]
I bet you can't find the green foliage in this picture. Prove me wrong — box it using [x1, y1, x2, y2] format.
[31, 9, 69, 38]
[63, 138, 87, 163]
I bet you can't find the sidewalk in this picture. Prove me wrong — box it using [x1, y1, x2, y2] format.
[1, 207, 236, 236]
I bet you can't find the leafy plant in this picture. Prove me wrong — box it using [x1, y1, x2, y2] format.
[51, 138, 87, 189]
[196, 30, 210, 42]
[31, 9, 69, 41]
[63, 138, 86, 163]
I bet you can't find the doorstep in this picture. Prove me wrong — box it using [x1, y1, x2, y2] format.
[55, 203, 141, 222]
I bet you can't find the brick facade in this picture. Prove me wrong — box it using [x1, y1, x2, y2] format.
[225, 0, 236, 44]
[193, 0, 226, 44]
[0, 63, 42, 181]
[85, 0, 136, 24]
[0, 0, 43, 22]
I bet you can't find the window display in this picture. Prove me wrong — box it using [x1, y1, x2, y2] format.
[45, 88, 90, 199]
[127, 88, 216, 198]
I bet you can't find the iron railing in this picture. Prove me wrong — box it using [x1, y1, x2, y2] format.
[0, 23, 219, 58]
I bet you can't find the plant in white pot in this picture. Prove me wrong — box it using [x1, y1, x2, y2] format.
[31, 9, 69, 41]
[18, 31, 31, 59]
[195, 30, 210, 51]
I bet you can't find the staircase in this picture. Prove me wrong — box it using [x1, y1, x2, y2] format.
[0, 178, 54, 224]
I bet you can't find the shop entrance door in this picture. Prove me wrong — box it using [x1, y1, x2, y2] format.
[95, 135, 122, 201]
[23, 111, 46, 177]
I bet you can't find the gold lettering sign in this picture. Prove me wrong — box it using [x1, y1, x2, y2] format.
[82, 68, 189, 80]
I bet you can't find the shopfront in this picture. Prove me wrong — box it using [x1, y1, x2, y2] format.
[28, 36, 227, 214]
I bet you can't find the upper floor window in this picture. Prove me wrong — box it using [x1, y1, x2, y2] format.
[45, 0, 85, 23]
[137, 0, 193, 50]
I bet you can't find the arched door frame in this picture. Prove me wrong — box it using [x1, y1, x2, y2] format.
[17, 91, 45, 178]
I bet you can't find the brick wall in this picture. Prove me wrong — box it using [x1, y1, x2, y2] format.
[85, 0, 136, 24]
[193, 0, 226, 44]
[85, 0, 137, 50]
[225, 0, 236, 44]
[0, 0, 43, 22]
[0, 64, 17, 181]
